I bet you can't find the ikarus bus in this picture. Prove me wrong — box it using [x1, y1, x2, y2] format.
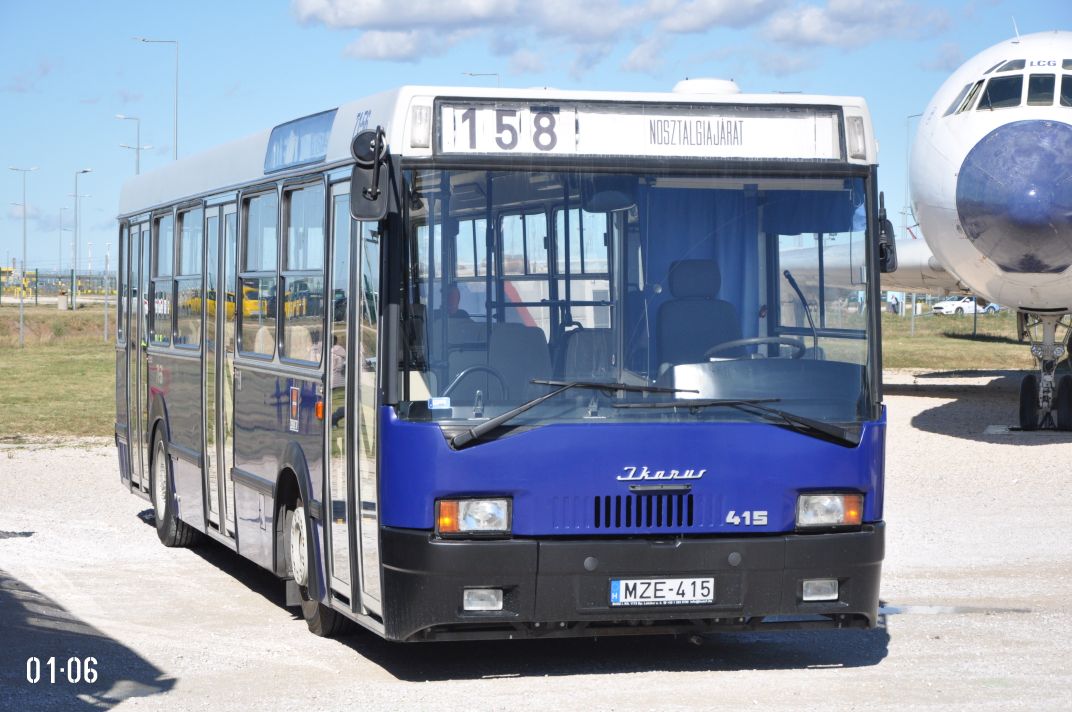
[114, 80, 897, 641]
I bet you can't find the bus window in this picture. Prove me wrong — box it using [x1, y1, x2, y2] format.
[150, 214, 174, 345]
[240, 192, 278, 357]
[175, 207, 204, 348]
[282, 183, 326, 364]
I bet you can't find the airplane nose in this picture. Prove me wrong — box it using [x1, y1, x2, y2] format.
[956, 120, 1072, 273]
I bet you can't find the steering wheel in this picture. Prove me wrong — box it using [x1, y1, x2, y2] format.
[442, 365, 510, 399]
[704, 336, 807, 360]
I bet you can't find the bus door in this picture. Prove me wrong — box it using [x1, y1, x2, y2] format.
[327, 185, 354, 603]
[356, 218, 382, 614]
[203, 203, 237, 536]
[127, 221, 150, 492]
[325, 184, 381, 615]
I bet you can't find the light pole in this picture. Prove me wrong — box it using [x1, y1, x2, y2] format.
[73, 168, 92, 309]
[59, 206, 70, 271]
[462, 72, 501, 87]
[116, 114, 152, 174]
[134, 37, 179, 160]
[9, 166, 37, 348]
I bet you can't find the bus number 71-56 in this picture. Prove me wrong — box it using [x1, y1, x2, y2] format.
[725, 510, 768, 526]
[460, 108, 558, 152]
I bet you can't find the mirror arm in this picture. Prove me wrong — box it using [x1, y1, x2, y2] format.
[363, 127, 386, 201]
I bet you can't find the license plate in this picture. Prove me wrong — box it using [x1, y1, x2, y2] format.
[609, 577, 714, 607]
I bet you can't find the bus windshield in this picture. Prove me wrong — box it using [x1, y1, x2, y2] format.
[399, 168, 874, 430]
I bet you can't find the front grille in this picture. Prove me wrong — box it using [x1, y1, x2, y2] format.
[593, 493, 693, 529]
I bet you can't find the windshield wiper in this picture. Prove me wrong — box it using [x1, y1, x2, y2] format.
[613, 398, 860, 447]
[450, 380, 696, 450]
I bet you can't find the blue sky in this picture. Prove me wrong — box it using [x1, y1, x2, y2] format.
[1, 0, 1067, 273]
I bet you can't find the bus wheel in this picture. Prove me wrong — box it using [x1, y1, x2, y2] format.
[284, 498, 352, 638]
[150, 429, 200, 548]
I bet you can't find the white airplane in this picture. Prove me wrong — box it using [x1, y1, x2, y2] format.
[909, 30, 1072, 430]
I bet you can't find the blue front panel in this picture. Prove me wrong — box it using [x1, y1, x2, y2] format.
[380, 407, 885, 535]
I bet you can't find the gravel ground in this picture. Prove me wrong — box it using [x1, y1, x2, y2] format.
[2, 373, 1071, 711]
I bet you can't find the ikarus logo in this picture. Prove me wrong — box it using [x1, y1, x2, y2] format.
[616, 465, 706, 481]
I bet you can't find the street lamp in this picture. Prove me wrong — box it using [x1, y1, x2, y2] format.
[58, 207, 70, 271]
[73, 168, 92, 309]
[116, 114, 152, 174]
[133, 37, 179, 160]
[462, 71, 501, 87]
[9, 166, 37, 348]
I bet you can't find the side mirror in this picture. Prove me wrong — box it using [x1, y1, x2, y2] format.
[350, 127, 388, 221]
[877, 192, 897, 273]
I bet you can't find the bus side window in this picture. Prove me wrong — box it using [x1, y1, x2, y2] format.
[151, 214, 174, 346]
[239, 192, 279, 358]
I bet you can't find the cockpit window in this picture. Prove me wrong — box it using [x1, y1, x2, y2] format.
[977, 74, 1023, 110]
[957, 80, 985, 113]
[1063, 60, 1072, 70]
[983, 60, 1005, 75]
[997, 59, 1025, 72]
[1062, 76, 1072, 107]
[1027, 74, 1056, 106]
[944, 83, 973, 116]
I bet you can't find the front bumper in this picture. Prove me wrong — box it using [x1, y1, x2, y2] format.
[379, 523, 884, 641]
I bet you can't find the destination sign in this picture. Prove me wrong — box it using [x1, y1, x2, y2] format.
[439, 102, 843, 160]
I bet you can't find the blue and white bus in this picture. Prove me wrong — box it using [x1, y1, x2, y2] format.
[114, 80, 895, 641]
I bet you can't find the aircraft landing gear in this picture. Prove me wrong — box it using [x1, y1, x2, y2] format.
[1018, 313, 1072, 431]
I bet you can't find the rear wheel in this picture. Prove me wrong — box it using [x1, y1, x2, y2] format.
[150, 429, 200, 547]
[955, 307, 964, 315]
[284, 498, 352, 637]
[1056, 375, 1072, 432]
[1019, 374, 1040, 431]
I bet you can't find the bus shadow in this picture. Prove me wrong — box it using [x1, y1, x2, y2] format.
[0, 569, 175, 710]
[338, 617, 889, 680]
[885, 372, 1072, 445]
[136, 509, 292, 611]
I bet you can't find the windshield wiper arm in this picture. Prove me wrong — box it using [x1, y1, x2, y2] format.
[614, 398, 859, 446]
[450, 380, 696, 450]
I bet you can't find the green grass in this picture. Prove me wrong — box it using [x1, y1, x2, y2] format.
[0, 305, 115, 438]
[0, 302, 1051, 439]
[879, 309, 1035, 371]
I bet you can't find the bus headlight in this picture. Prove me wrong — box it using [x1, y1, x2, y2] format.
[796, 493, 863, 528]
[436, 498, 512, 536]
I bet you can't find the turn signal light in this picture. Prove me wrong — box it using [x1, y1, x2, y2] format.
[796, 493, 864, 528]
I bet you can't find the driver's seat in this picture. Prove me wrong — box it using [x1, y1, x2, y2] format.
[657, 259, 742, 368]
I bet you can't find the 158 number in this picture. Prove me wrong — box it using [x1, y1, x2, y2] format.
[459, 108, 558, 152]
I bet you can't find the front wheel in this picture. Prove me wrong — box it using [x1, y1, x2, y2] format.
[1019, 374, 1040, 431]
[150, 428, 200, 548]
[1056, 375, 1072, 432]
[955, 307, 964, 315]
[284, 498, 352, 638]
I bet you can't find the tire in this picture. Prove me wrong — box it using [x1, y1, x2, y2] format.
[150, 428, 201, 548]
[1019, 374, 1040, 431]
[1057, 375, 1072, 432]
[284, 498, 352, 638]
[955, 307, 964, 315]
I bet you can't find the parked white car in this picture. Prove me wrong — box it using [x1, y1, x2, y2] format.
[931, 296, 1000, 315]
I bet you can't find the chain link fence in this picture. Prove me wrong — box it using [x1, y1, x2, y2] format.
[0, 270, 116, 308]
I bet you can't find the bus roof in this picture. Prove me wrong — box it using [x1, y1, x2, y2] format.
[118, 84, 874, 218]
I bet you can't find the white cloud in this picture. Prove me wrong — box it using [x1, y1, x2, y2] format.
[758, 51, 813, 76]
[662, 0, 788, 33]
[4, 59, 55, 93]
[622, 36, 668, 74]
[764, 0, 949, 48]
[6, 204, 40, 221]
[510, 48, 545, 75]
[293, 0, 521, 30]
[920, 42, 962, 72]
